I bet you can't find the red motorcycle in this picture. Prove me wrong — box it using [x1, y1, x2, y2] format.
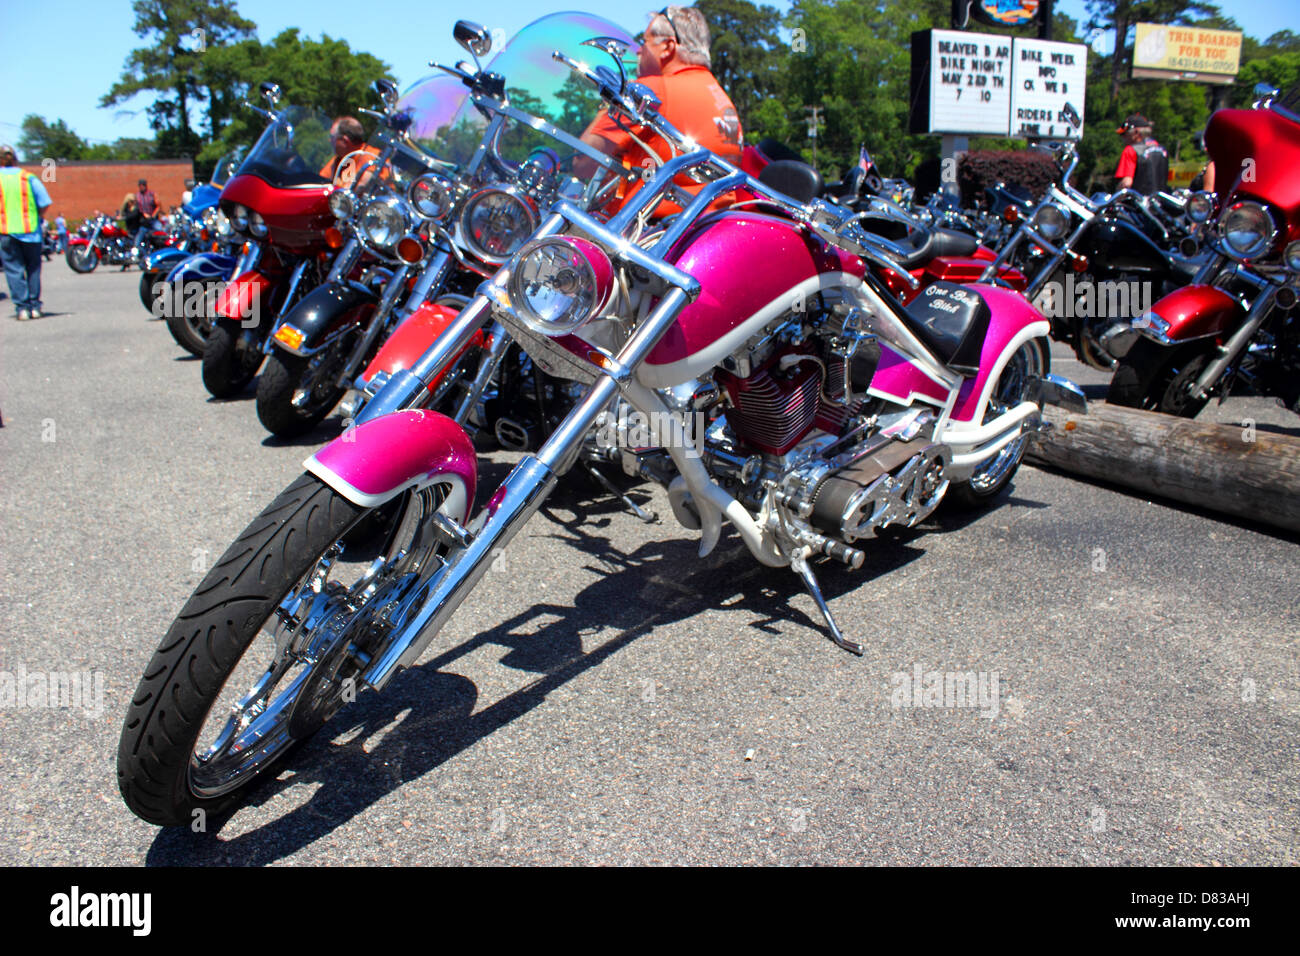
[66, 214, 172, 273]
[202, 84, 340, 398]
[1105, 83, 1300, 415]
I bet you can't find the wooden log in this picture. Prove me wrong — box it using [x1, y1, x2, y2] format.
[1025, 403, 1300, 532]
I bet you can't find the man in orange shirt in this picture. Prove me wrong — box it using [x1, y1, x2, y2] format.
[575, 6, 742, 214]
[321, 116, 382, 182]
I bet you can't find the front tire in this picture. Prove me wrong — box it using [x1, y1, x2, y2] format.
[117, 475, 362, 825]
[256, 348, 348, 438]
[66, 245, 98, 273]
[117, 473, 453, 826]
[202, 322, 262, 398]
[1107, 339, 1211, 418]
[166, 298, 211, 357]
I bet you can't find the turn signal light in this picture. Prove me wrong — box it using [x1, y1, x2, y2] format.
[396, 235, 424, 264]
[324, 227, 344, 250]
[1071, 255, 1089, 273]
[274, 325, 306, 351]
[1003, 206, 1020, 224]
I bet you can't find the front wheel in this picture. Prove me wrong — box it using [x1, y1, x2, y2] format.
[256, 346, 349, 438]
[945, 336, 1047, 509]
[117, 473, 453, 826]
[202, 322, 263, 398]
[1107, 339, 1211, 418]
[165, 297, 212, 357]
[66, 245, 98, 273]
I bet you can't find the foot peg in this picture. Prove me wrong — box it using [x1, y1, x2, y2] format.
[791, 549, 863, 655]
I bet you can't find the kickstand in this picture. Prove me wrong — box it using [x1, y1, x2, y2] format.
[791, 550, 864, 655]
[582, 462, 657, 523]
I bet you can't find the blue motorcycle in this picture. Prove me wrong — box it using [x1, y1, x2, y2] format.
[141, 150, 246, 356]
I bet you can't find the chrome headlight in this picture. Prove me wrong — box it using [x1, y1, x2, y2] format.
[509, 237, 613, 337]
[230, 203, 249, 233]
[409, 173, 456, 221]
[1219, 201, 1276, 260]
[1285, 239, 1300, 273]
[248, 211, 267, 238]
[1186, 190, 1215, 223]
[1032, 203, 1070, 242]
[329, 188, 357, 222]
[460, 187, 538, 264]
[204, 208, 232, 238]
[359, 197, 410, 249]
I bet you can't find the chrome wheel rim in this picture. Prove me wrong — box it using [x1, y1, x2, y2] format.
[967, 340, 1043, 494]
[187, 487, 449, 798]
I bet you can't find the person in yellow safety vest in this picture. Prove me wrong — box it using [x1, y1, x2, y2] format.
[0, 144, 53, 320]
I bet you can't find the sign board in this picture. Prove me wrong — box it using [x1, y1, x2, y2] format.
[910, 29, 1086, 139]
[1010, 37, 1088, 139]
[1131, 23, 1242, 85]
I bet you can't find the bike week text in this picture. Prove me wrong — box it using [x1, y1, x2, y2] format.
[49, 887, 151, 936]
[151, 280, 260, 326]
[0, 665, 103, 718]
[891, 664, 1000, 718]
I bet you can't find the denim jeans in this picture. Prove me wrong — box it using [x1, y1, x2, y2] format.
[134, 219, 158, 257]
[0, 235, 42, 311]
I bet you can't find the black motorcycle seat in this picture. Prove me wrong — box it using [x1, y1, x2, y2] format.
[901, 281, 990, 375]
[758, 159, 824, 204]
[895, 227, 980, 269]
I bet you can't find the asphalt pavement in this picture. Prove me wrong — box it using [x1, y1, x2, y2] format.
[0, 263, 1296, 865]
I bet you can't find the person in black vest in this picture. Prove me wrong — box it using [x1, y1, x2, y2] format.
[1113, 114, 1168, 195]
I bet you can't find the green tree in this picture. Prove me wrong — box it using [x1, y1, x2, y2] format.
[696, 0, 785, 135]
[18, 115, 89, 161]
[102, 0, 256, 158]
[192, 29, 392, 166]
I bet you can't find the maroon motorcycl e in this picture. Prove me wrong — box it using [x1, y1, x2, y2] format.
[202, 84, 341, 398]
[1105, 83, 1300, 416]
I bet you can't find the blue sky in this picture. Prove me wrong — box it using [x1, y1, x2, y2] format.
[1, 0, 1293, 148]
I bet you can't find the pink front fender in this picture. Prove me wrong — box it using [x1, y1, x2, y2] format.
[304, 410, 477, 519]
[949, 284, 1051, 425]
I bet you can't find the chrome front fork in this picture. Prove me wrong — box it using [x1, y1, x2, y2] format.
[1190, 282, 1279, 402]
[359, 285, 693, 690]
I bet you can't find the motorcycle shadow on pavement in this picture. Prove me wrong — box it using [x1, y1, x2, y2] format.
[142, 470, 1024, 864]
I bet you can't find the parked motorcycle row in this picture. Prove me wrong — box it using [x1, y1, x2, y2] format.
[108, 13, 1296, 827]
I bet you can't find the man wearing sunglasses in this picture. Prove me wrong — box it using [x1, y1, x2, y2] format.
[575, 6, 742, 214]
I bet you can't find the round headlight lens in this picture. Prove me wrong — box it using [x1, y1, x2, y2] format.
[460, 188, 538, 263]
[329, 189, 356, 222]
[1186, 191, 1215, 223]
[248, 211, 267, 238]
[1285, 239, 1300, 273]
[1220, 201, 1275, 260]
[230, 203, 249, 233]
[409, 173, 455, 221]
[1032, 203, 1069, 242]
[359, 198, 408, 249]
[509, 238, 612, 337]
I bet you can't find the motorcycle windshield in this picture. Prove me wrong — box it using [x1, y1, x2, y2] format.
[236, 107, 335, 187]
[210, 148, 245, 189]
[398, 12, 638, 169]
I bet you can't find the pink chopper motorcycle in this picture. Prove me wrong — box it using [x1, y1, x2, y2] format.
[117, 36, 1086, 826]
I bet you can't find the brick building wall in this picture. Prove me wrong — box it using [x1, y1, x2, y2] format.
[19, 159, 195, 225]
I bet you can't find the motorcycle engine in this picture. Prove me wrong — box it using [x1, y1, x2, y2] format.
[715, 301, 879, 456]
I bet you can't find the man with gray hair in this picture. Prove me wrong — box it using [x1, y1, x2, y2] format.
[576, 6, 742, 214]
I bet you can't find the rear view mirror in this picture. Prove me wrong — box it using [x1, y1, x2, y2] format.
[454, 21, 492, 58]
